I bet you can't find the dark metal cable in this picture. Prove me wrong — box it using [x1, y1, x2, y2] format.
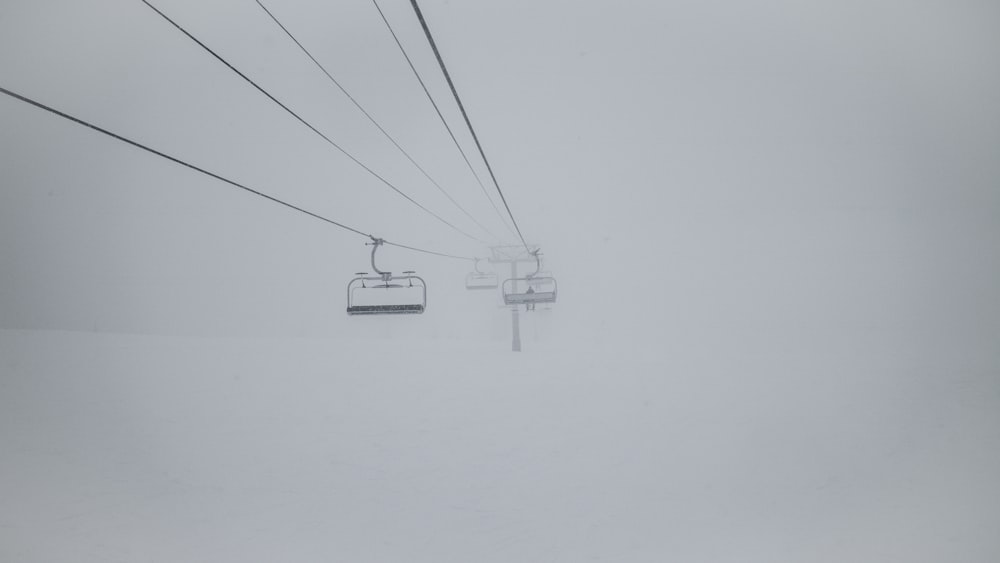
[254, 0, 500, 245]
[0, 85, 475, 263]
[140, 0, 483, 244]
[371, 0, 518, 241]
[407, 0, 530, 250]
[384, 240, 472, 261]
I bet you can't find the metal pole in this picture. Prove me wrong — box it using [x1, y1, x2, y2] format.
[511, 259, 521, 352]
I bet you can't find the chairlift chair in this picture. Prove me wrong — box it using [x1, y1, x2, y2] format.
[347, 239, 426, 315]
[501, 249, 557, 311]
[465, 258, 499, 290]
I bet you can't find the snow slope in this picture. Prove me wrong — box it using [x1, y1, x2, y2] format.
[1, 328, 998, 562]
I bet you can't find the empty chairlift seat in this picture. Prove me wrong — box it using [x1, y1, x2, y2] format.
[346, 239, 427, 316]
[466, 272, 499, 290]
[465, 259, 499, 290]
[347, 273, 426, 315]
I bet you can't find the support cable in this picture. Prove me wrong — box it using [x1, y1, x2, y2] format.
[407, 0, 530, 250]
[141, 0, 484, 245]
[0, 85, 475, 262]
[371, 0, 518, 241]
[254, 0, 500, 244]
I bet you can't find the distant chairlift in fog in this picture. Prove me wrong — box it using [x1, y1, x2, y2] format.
[502, 249, 557, 311]
[347, 239, 426, 315]
[465, 258, 499, 290]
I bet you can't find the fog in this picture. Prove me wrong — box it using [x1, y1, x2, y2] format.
[2, 0, 999, 560]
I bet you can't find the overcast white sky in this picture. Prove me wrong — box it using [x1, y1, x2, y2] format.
[1, 0, 998, 346]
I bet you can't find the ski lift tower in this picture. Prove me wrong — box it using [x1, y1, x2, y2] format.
[489, 244, 540, 352]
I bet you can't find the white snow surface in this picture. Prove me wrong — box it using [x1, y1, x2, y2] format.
[1, 328, 998, 562]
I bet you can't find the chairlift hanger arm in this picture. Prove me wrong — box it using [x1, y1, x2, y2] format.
[527, 248, 542, 278]
[366, 237, 391, 279]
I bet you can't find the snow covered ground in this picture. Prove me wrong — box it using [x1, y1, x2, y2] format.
[1, 328, 997, 562]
